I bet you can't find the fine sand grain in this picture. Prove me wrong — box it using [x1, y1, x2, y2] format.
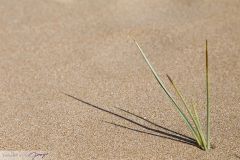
[0, 0, 240, 159]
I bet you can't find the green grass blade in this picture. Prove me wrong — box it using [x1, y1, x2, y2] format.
[192, 103, 207, 149]
[133, 39, 199, 143]
[206, 40, 210, 149]
[166, 74, 205, 148]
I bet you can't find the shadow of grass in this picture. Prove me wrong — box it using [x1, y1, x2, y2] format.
[64, 93, 199, 148]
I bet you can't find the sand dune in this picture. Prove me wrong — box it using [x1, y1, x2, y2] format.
[0, 0, 239, 159]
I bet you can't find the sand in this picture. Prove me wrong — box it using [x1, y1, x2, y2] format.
[0, 0, 240, 159]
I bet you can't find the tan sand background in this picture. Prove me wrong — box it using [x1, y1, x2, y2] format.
[0, 0, 240, 159]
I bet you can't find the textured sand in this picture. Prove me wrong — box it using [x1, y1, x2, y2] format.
[0, 0, 240, 159]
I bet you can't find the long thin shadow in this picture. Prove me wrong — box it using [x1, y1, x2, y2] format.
[64, 93, 198, 147]
[103, 121, 196, 146]
[115, 107, 195, 142]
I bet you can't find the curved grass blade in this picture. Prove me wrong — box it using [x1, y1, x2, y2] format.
[133, 39, 199, 145]
[166, 74, 206, 149]
[192, 103, 207, 148]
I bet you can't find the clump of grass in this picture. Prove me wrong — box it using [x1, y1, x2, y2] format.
[133, 39, 211, 150]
